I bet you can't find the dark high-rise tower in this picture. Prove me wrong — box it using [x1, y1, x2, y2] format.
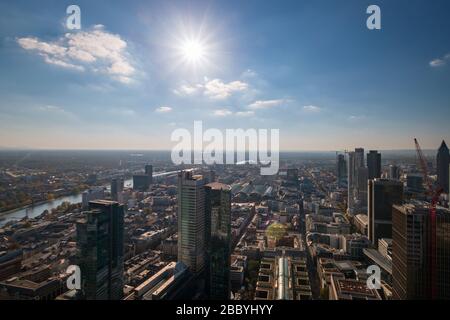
[77, 200, 124, 300]
[355, 148, 365, 169]
[368, 179, 403, 246]
[389, 165, 400, 180]
[110, 178, 124, 202]
[145, 164, 153, 184]
[348, 148, 365, 214]
[205, 182, 231, 300]
[367, 150, 381, 180]
[347, 152, 355, 211]
[336, 154, 347, 188]
[437, 140, 449, 193]
[392, 202, 450, 299]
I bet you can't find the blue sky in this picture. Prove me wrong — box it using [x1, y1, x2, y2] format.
[0, 0, 449, 151]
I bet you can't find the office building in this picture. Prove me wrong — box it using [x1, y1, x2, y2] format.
[145, 164, 153, 184]
[77, 200, 124, 300]
[111, 178, 124, 202]
[177, 171, 206, 275]
[437, 140, 449, 193]
[392, 202, 450, 299]
[355, 148, 365, 169]
[347, 152, 355, 211]
[336, 154, 347, 188]
[81, 187, 105, 209]
[356, 167, 369, 208]
[329, 275, 381, 300]
[348, 148, 365, 214]
[378, 238, 393, 261]
[133, 175, 150, 191]
[254, 256, 312, 300]
[368, 179, 403, 246]
[389, 165, 400, 180]
[406, 174, 424, 193]
[0, 250, 23, 281]
[205, 182, 232, 300]
[367, 150, 381, 180]
[124, 262, 194, 300]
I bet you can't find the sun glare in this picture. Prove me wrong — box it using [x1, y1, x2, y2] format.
[180, 39, 206, 64]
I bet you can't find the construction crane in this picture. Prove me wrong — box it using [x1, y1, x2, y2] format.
[414, 138, 443, 299]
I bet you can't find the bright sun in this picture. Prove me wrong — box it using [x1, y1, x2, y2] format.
[180, 39, 206, 64]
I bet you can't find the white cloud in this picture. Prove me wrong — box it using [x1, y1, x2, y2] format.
[110, 108, 136, 116]
[241, 69, 258, 78]
[204, 79, 248, 99]
[303, 105, 321, 112]
[348, 115, 366, 121]
[173, 84, 202, 96]
[36, 105, 77, 119]
[174, 79, 248, 100]
[155, 106, 173, 113]
[212, 109, 256, 117]
[213, 109, 233, 117]
[248, 99, 285, 110]
[430, 59, 446, 67]
[43, 55, 85, 71]
[429, 53, 450, 67]
[17, 26, 136, 83]
[235, 111, 255, 117]
[38, 105, 65, 112]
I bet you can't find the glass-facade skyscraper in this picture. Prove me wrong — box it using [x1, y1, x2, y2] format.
[205, 182, 231, 300]
[437, 140, 449, 193]
[368, 179, 403, 246]
[392, 203, 450, 299]
[76, 200, 124, 300]
[367, 150, 381, 180]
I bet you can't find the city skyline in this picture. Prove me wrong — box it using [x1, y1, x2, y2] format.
[0, 0, 449, 150]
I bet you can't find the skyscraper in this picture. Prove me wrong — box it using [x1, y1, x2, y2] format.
[205, 182, 232, 300]
[389, 165, 400, 180]
[367, 150, 381, 180]
[356, 167, 369, 208]
[392, 202, 450, 299]
[145, 164, 153, 185]
[368, 179, 403, 246]
[133, 164, 153, 191]
[347, 152, 355, 211]
[355, 148, 365, 169]
[111, 178, 124, 202]
[133, 175, 150, 191]
[437, 140, 449, 193]
[348, 148, 365, 214]
[77, 200, 124, 300]
[177, 171, 206, 275]
[336, 154, 347, 188]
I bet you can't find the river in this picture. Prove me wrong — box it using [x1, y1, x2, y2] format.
[0, 179, 133, 227]
[0, 169, 193, 227]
